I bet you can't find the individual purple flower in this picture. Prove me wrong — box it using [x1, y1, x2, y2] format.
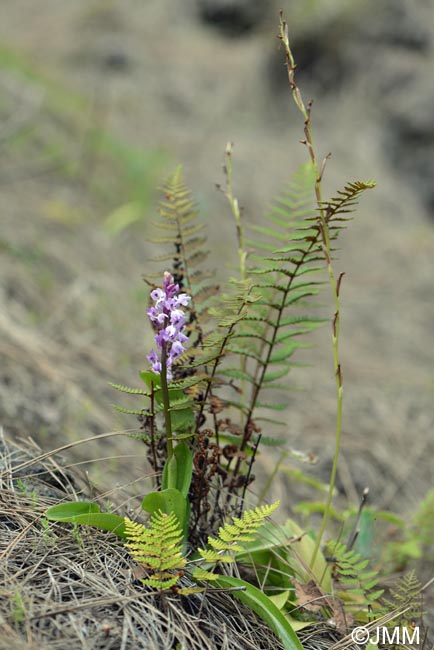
[147, 272, 191, 381]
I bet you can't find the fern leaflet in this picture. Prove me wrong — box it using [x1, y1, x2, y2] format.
[124, 512, 186, 591]
[326, 540, 383, 608]
[194, 501, 279, 580]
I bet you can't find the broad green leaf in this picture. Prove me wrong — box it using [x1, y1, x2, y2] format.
[140, 371, 161, 389]
[235, 521, 295, 591]
[46, 502, 100, 518]
[173, 441, 193, 497]
[236, 518, 331, 593]
[161, 442, 193, 497]
[141, 488, 188, 534]
[284, 615, 317, 632]
[162, 454, 178, 491]
[268, 590, 291, 610]
[46, 502, 127, 538]
[214, 575, 303, 650]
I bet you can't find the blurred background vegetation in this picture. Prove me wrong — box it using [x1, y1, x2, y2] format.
[0, 0, 433, 545]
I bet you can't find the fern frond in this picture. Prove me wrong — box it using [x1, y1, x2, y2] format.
[109, 382, 150, 396]
[231, 169, 375, 435]
[112, 404, 150, 416]
[192, 568, 220, 581]
[326, 540, 383, 608]
[380, 571, 423, 620]
[168, 375, 209, 391]
[321, 180, 376, 221]
[151, 167, 220, 353]
[197, 501, 279, 566]
[124, 512, 186, 591]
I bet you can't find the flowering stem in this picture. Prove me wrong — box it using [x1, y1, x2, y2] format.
[147, 272, 191, 461]
[160, 345, 173, 460]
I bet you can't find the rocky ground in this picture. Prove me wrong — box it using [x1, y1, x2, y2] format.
[0, 0, 433, 534]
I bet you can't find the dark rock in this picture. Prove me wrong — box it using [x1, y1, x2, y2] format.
[102, 50, 130, 72]
[197, 0, 271, 36]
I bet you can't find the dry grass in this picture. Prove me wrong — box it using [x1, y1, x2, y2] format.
[0, 433, 348, 650]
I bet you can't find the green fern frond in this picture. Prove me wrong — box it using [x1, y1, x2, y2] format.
[380, 571, 423, 621]
[124, 512, 186, 591]
[112, 404, 150, 416]
[168, 375, 210, 393]
[326, 540, 383, 608]
[192, 568, 220, 581]
[219, 367, 259, 384]
[256, 435, 285, 446]
[197, 501, 279, 565]
[262, 367, 291, 383]
[230, 170, 375, 434]
[109, 382, 150, 396]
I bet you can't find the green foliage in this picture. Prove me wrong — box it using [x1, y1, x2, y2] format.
[214, 575, 303, 650]
[233, 168, 374, 422]
[124, 512, 186, 591]
[46, 501, 127, 538]
[195, 502, 279, 577]
[382, 487, 434, 570]
[412, 487, 434, 547]
[379, 571, 423, 623]
[151, 167, 217, 329]
[10, 591, 26, 624]
[320, 180, 376, 221]
[161, 441, 193, 496]
[325, 540, 383, 608]
[142, 488, 189, 537]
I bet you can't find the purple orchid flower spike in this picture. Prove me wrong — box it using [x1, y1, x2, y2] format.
[147, 272, 191, 381]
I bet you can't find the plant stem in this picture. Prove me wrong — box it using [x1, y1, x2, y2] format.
[160, 345, 173, 460]
[224, 142, 247, 282]
[279, 12, 344, 572]
[223, 142, 248, 418]
[149, 380, 160, 487]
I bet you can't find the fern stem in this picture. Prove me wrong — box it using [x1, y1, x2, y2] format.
[279, 12, 344, 572]
[160, 345, 173, 460]
[194, 297, 247, 433]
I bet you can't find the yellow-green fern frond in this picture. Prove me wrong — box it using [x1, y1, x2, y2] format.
[191, 568, 220, 582]
[124, 511, 186, 591]
[197, 501, 279, 565]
